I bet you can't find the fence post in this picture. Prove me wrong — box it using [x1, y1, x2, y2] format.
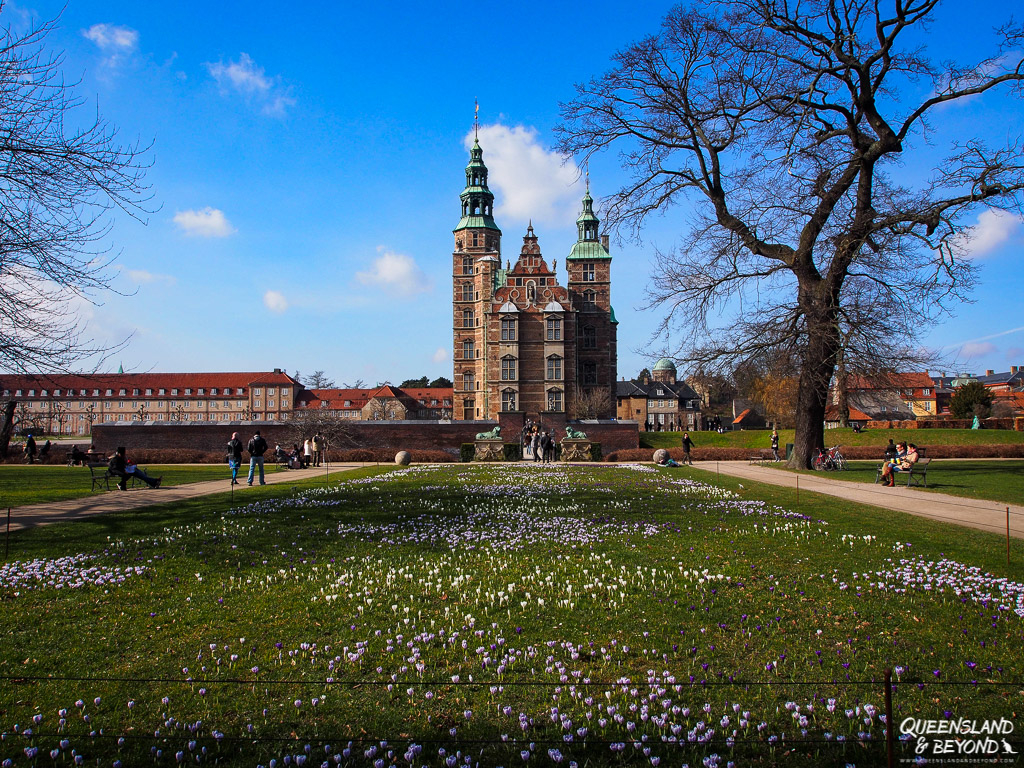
[885, 668, 895, 768]
[4, 507, 9, 559]
[796, 474, 799, 503]
[1008, 507, 1012, 566]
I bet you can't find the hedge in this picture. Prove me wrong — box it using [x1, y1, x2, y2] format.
[603, 444, 1024, 462]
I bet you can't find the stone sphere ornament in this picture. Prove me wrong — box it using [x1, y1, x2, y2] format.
[395, 451, 411, 466]
[653, 449, 669, 465]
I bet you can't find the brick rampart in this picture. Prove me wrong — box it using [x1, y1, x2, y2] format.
[92, 419, 640, 457]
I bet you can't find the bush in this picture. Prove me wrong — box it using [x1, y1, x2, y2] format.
[950, 381, 993, 419]
[590, 442, 602, 462]
[603, 444, 1024, 461]
[503, 443, 522, 461]
[461, 443, 475, 463]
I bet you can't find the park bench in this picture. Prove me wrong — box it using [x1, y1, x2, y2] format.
[748, 450, 771, 465]
[87, 461, 141, 492]
[874, 453, 932, 488]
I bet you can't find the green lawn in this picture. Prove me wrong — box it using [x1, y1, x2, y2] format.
[0, 463, 286, 507]
[1, 464, 1021, 766]
[641, 426, 1024, 450]
[827, 459, 1024, 506]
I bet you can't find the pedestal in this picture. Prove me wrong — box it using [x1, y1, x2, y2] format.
[474, 440, 504, 461]
[559, 439, 592, 462]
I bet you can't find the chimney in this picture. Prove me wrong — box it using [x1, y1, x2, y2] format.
[274, 368, 282, 374]
[1012, 366, 1020, 375]
[601, 234, 610, 250]
[986, 369, 994, 376]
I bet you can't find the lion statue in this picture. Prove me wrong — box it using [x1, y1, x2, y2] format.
[475, 426, 502, 440]
[564, 425, 588, 440]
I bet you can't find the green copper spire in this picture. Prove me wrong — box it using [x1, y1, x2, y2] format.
[453, 138, 501, 233]
[567, 187, 610, 260]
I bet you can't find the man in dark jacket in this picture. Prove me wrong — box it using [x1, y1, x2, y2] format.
[246, 430, 268, 486]
[24, 433, 36, 464]
[227, 432, 244, 485]
[682, 433, 695, 465]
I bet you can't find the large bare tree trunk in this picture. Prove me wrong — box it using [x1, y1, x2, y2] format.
[0, 400, 16, 459]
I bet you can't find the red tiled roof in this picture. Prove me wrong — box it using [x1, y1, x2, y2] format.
[0, 371, 299, 396]
[845, 372, 935, 391]
[825, 405, 872, 421]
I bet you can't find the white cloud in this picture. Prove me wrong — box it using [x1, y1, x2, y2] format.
[173, 207, 236, 237]
[355, 247, 430, 296]
[956, 209, 1022, 258]
[959, 341, 997, 358]
[469, 124, 584, 229]
[432, 347, 448, 363]
[263, 290, 288, 314]
[206, 53, 295, 117]
[82, 23, 138, 51]
[127, 269, 175, 286]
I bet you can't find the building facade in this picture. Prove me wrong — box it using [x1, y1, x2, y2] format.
[0, 369, 300, 435]
[616, 358, 703, 431]
[451, 138, 617, 421]
[295, 386, 453, 420]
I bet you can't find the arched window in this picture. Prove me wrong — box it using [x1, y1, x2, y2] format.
[527, 281, 536, 302]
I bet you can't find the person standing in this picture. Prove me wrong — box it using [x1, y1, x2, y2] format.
[771, 429, 780, 462]
[247, 430, 268, 486]
[532, 429, 541, 463]
[227, 431, 244, 485]
[24, 433, 36, 464]
[302, 438, 313, 468]
[681, 432, 695, 465]
[312, 432, 324, 466]
[539, 431, 551, 464]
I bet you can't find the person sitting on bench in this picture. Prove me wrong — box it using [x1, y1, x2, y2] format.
[108, 446, 161, 490]
[880, 442, 917, 487]
[70, 445, 87, 466]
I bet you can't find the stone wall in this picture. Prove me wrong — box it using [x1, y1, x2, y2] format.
[92, 418, 641, 457]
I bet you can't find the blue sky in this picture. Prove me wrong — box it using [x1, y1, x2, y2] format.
[7, 0, 1024, 384]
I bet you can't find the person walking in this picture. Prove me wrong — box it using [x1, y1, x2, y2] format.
[771, 429, 780, 462]
[227, 431, 244, 485]
[24, 433, 36, 464]
[312, 432, 324, 467]
[247, 429, 268, 486]
[532, 429, 541, 463]
[539, 431, 551, 464]
[681, 432, 695, 465]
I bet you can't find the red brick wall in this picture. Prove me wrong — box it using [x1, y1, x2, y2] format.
[92, 420, 641, 457]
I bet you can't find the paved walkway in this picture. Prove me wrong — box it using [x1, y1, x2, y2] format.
[693, 460, 1024, 539]
[3, 463, 370, 534]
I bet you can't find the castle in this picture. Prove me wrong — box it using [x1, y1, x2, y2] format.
[451, 137, 617, 421]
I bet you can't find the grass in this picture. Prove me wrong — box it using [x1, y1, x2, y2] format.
[823, 459, 1024, 507]
[641, 426, 1024, 450]
[1, 464, 1022, 767]
[0, 463, 286, 507]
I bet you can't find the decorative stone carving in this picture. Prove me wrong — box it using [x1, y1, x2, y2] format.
[474, 441, 505, 461]
[560, 440, 591, 462]
[565, 425, 587, 440]
[475, 426, 502, 440]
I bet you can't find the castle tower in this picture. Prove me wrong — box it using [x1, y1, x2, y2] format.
[452, 138, 501, 420]
[566, 188, 617, 418]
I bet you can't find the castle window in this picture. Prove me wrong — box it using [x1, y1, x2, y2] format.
[461, 282, 473, 301]
[582, 262, 595, 281]
[472, 232, 479, 246]
[547, 356, 562, 381]
[462, 340, 475, 359]
[462, 256, 473, 275]
[547, 388, 563, 412]
[501, 318, 516, 341]
[463, 309, 475, 328]
[462, 371, 475, 392]
[583, 290, 597, 308]
[583, 362, 598, 385]
[464, 399, 475, 421]
[501, 356, 517, 381]
[546, 318, 561, 341]
[501, 389, 517, 412]
[582, 325, 596, 349]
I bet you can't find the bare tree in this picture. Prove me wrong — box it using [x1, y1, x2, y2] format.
[0, 8, 152, 373]
[559, 0, 1024, 467]
[285, 409, 354, 456]
[568, 385, 612, 420]
[304, 370, 336, 389]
